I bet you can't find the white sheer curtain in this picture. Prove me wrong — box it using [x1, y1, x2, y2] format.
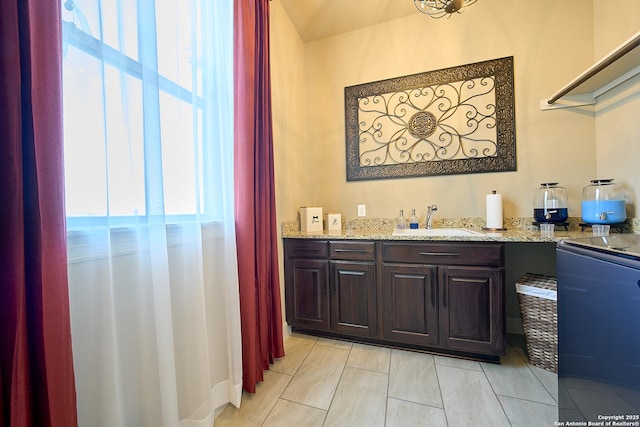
[61, 0, 242, 425]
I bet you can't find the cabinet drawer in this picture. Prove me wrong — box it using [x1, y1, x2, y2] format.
[382, 242, 503, 266]
[286, 240, 328, 258]
[330, 241, 376, 260]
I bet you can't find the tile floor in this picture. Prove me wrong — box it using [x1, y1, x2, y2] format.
[215, 333, 558, 426]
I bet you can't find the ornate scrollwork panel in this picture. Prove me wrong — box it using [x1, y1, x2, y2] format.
[345, 56, 516, 181]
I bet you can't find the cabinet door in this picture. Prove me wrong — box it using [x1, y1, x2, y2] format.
[439, 266, 504, 355]
[330, 260, 377, 337]
[285, 259, 329, 331]
[382, 263, 439, 346]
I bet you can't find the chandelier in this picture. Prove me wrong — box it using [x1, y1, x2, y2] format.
[414, 0, 478, 18]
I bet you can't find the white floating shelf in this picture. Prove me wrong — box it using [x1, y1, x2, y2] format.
[540, 30, 640, 110]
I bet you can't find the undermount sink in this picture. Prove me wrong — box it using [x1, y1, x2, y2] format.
[392, 228, 485, 237]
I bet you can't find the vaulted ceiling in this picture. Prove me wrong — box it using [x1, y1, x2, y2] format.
[278, 0, 420, 42]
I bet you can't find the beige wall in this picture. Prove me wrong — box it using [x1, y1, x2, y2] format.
[593, 2, 640, 218]
[270, 0, 307, 322]
[271, 0, 307, 223]
[270, 0, 640, 334]
[272, 0, 603, 223]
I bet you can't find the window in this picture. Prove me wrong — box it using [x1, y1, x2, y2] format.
[61, 0, 231, 224]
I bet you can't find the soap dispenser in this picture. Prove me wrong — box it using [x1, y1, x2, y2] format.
[396, 210, 408, 230]
[409, 209, 419, 229]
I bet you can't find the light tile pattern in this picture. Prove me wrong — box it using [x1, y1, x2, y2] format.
[279, 343, 349, 410]
[437, 364, 510, 427]
[388, 349, 442, 408]
[215, 333, 559, 426]
[324, 366, 387, 427]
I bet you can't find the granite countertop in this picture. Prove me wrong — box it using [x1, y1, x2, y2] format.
[282, 217, 639, 243]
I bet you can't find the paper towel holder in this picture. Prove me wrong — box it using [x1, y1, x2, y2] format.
[482, 190, 507, 231]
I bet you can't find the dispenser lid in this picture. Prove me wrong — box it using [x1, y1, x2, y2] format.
[590, 179, 614, 184]
[540, 182, 559, 187]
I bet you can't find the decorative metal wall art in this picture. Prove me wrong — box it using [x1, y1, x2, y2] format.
[345, 56, 516, 181]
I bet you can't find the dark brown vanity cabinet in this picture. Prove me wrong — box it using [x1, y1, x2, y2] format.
[382, 263, 439, 347]
[284, 240, 329, 331]
[284, 238, 505, 359]
[439, 266, 504, 355]
[284, 239, 377, 338]
[382, 242, 505, 356]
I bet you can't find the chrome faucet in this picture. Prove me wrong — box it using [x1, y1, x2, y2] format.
[426, 204, 438, 229]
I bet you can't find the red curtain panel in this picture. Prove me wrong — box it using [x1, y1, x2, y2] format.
[0, 1, 78, 426]
[233, 0, 285, 394]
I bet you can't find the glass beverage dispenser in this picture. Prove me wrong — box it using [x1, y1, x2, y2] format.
[533, 183, 568, 223]
[581, 179, 626, 224]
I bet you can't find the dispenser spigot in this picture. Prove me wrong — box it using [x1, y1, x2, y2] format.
[599, 211, 614, 221]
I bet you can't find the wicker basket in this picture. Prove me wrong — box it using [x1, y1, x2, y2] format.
[516, 273, 557, 373]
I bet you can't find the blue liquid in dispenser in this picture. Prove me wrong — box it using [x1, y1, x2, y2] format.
[581, 200, 626, 224]
[534, 208, 568, 223]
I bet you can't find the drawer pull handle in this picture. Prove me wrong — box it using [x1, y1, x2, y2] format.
[443, 282, 448, 308]
[431, 270, 436, 308]
[333, 249, 368, 253]
[295, 248, 321, 252]
[419, 252, 460, 257]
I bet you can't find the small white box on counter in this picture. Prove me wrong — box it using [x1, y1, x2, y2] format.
[324, 213, 342, 233]
[300, 207, 323, 233]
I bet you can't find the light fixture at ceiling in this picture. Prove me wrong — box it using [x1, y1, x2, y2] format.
[414, 0, 477, 19]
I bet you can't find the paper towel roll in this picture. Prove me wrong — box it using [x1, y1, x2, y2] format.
[486, 191, 503, 229]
